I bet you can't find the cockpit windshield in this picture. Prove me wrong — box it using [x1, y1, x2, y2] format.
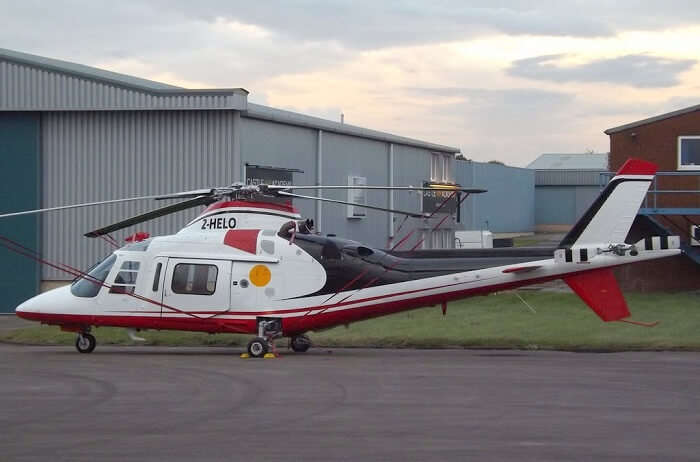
[70, 254, 117, 298]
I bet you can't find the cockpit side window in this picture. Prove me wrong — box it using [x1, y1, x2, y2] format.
[109, 261, 140, 295]
[71, 254, 117, 298]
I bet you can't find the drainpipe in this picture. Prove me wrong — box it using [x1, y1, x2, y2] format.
[316, 129, 323, 232]
[388, 143, 395, 242]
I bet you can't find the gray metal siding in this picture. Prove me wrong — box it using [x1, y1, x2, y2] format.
[535, 187, 577, 224]
[0, 60, 246, 111]
[534, 185, 601, 226]
[245, 103, 459, 154]
[240, 117, 317, 220]
[534, 169, 606, 186]
[457, 161, 535, 233]
[321, 132, 390, 248]
[575, 186, 601, 220]
[41, 110, 237, 279]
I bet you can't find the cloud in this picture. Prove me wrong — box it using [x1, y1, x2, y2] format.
[153, 1, 700, 49]
[508, 54, 697, 88]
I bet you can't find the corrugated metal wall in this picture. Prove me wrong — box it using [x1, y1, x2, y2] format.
[534, 169, 605, 186]
[535, 186, 601, 226]
[533, 169, 605, 227]
[0, 60, 243, 110]
[240, 118, 448, 250]
[41, 110, 237, 279]
[240, 117, 317, 221]
[456, 161, 535, 233]
[321, 131, 390, 248]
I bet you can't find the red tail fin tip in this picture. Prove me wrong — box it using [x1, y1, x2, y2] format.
[616, 158, 657, 176]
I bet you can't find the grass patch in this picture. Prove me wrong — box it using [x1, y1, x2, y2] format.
[2, 291, 699, 351]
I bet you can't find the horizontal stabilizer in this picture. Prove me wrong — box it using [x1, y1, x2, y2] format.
[563, 269, 630, 322]
[554, 247, 597, 264]
[635, 235, 680, 251]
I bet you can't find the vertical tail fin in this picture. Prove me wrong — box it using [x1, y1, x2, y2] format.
[559, 159, 657, 248]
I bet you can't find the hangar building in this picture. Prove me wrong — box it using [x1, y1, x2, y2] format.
[527, 153, 608, 232]
[0, 48, 462, 312]
[456, 160, 534, 234]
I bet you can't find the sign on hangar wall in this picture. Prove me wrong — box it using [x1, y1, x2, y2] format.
[422, 181, 459, 214]
[245, 164, 302, 205]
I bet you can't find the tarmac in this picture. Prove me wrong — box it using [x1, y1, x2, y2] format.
[1, 344, 699, 461]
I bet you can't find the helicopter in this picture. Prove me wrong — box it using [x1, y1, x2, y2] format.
[6, 158, 680, 357]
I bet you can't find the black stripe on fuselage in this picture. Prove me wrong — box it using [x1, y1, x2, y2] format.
[559, 177, 651, 248]
[287, 233, 554, 298]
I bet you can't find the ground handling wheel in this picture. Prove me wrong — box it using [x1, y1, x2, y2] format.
[247, 337, 269, 358]
[290, 334, 311, 353]
[76, 333, 96, 354]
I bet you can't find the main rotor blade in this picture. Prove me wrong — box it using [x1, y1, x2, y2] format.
[0, 193, 175, 219]
[85, 196, 215, 238]
[276, 191, 426, 218]
[268, 185, 487, 194]
[155, 188, 218, 200]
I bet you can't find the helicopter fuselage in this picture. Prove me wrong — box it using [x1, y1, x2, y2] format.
[15, 200, 678, 337]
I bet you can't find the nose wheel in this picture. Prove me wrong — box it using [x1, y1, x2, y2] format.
[76, 333, 96, 354]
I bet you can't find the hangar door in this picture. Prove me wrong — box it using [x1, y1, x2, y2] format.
[0, 113, 40, 313]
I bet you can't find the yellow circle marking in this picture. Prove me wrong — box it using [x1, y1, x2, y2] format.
[249, 265, 271, 287]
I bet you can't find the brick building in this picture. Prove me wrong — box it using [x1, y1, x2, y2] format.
[605, 104, 700, 290]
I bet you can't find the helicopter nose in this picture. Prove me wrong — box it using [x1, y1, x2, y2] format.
[15, 285, 77, 322]
[14, 298, 37, 320]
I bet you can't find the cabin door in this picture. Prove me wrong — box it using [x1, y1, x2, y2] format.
[161, 258, 232, 318]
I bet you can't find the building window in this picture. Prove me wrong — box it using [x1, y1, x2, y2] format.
[172, 263, 218, 295]
[678, 136, 700, 170]
[430, 153, 453, 182]
[347, 175, 367, 219]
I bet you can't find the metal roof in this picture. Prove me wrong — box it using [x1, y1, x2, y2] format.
[527, 153, 608, 170]
[0, 48, 180, 90]
[604, 104, 700, 134]
[244, 103, 459, 153]
[0, 48, 248, 111]
[0, 47, 458, 153]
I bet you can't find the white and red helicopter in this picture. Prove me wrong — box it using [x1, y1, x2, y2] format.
[5, 158, 680, 357]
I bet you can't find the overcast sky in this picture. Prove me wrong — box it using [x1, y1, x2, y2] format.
[2, 1, 700, 166]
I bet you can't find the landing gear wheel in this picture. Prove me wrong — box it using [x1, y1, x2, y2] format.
[247, 337, 269, 358]
[290, 334, 311, 353]
[76, 333, 96, 354]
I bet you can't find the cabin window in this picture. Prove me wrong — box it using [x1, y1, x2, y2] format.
[152, 263, 163, 292]
[71, 254, 117, 298]
[109, 261, 140, 295]
[171, 263, 218, 295]
[678, 136, 700, 170]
